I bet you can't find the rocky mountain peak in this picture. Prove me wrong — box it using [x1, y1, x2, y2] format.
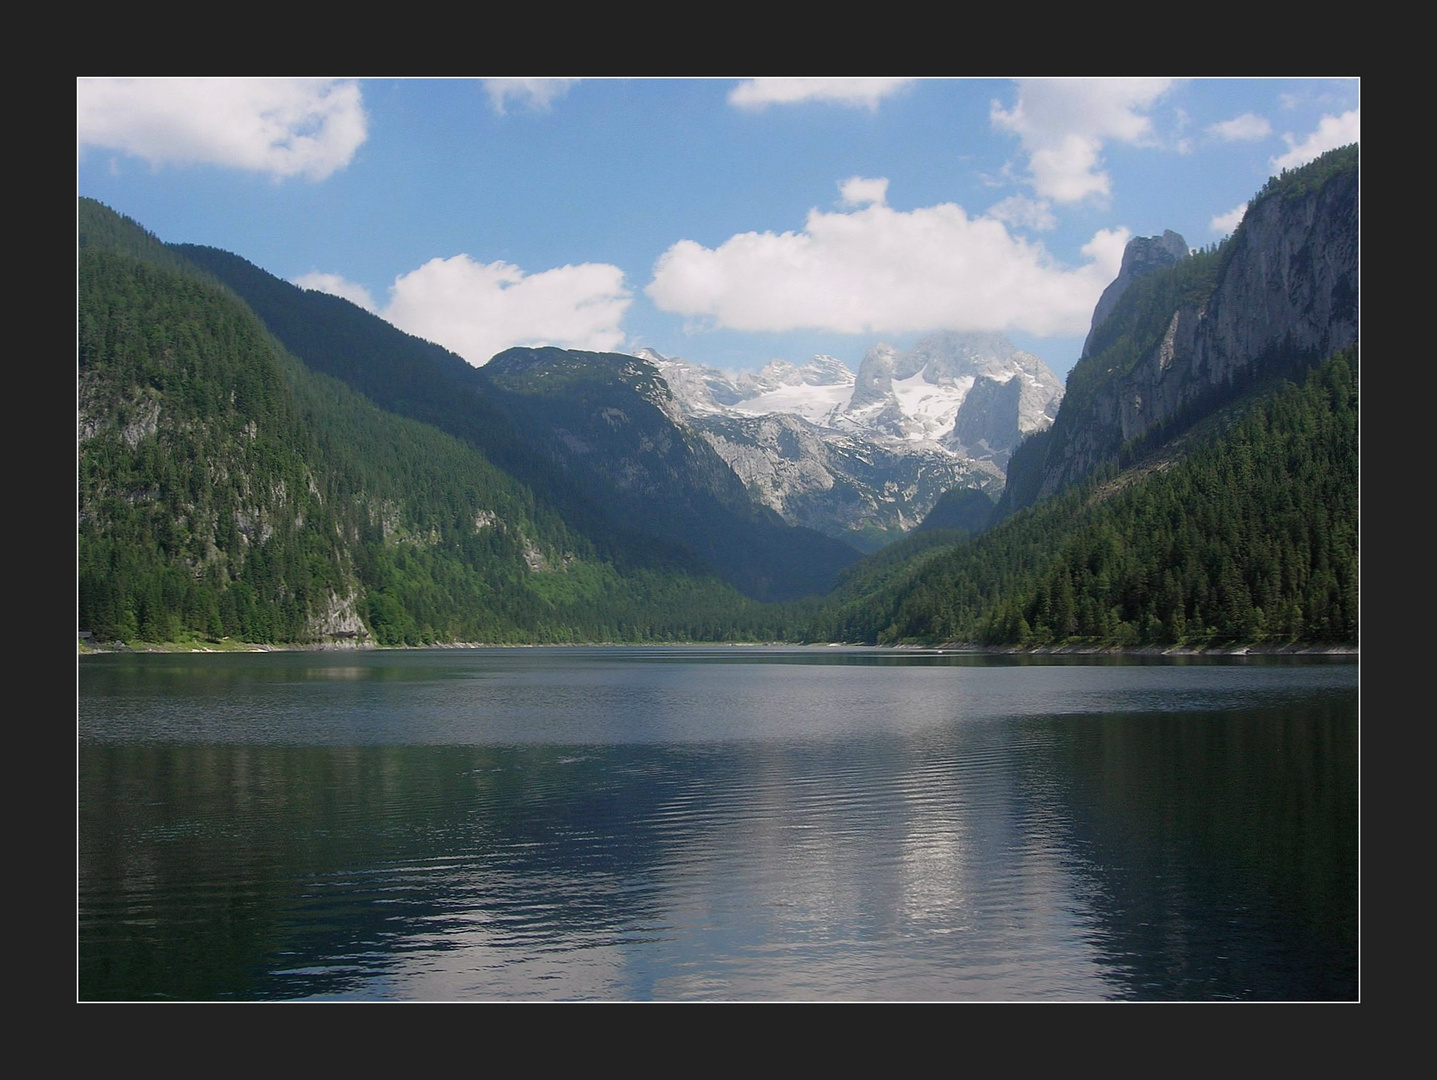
[1002, 144, 1357, 518]
[627, 330, 1063, 545]
[1083, 230, 1190, 358]
[840, 331, 1063, 449]
[906, 330, 1026, 377]
[799, 354, 855, 386]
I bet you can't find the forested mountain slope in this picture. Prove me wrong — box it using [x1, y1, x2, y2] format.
[177, 245, 861, 601]
[804, 350, 1357, 648]
[804, 146, 1359, 649]
[78, 199, 796, 645]
[78, 142, 1357, 651]
[80, 226, 363, 643]
[999, 144, 1357, 519]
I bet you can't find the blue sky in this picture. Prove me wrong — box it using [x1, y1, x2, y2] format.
[77, 77, 1358, 380]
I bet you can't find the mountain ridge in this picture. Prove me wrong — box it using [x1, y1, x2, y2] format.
[639, 331, 1061, 547]
[999, 144, 1358, 519]
[79, 198, 808, 644]
[78, 143, 1357, 651]
[804, 144, 1358, 649]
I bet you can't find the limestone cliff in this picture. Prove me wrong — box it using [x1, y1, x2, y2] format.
[1081, 229, 1190, 358]
[1000, 144, 1357, 516]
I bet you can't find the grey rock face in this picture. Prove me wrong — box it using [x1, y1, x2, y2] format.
[1082, 230, 1189, 359]
[838, 331, 1063, 450]
[1106, 169, 1356, 448]
[945, 374, 1025, 469]
[305, 589, 368, 642]
[643, 330, 1057, 541]
[697, 410, 1004, 538]
[1007, 147, 1357, 512]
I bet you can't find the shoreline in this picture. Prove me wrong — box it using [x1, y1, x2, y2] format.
[79, 638, 1359, 657]
[928, 641, 1357, 657]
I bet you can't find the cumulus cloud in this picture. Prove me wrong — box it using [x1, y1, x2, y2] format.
[728, 78, 914, 111]
[1081, 226, 1132, 269]
[1208, 112, 1272, 141]
[990, 78, 1173, 204]
[298, 257, 631, 366]
[646, 198, 1127, 339]
[986, 194, 1058, 231]
[76, 78, 367, 181]
[292, 272, 378, 312]
[1172, 107, 1193, 154]
[838, 176, 888, 207]
[1272, 108, 1359, 170]
[297, 257, 635, 367]
[483, 78, 580, 115]
[1211, 204, 1247, 235]
[381, 256, 631, 366]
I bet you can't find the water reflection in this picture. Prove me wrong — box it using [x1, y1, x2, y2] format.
[1032, 702, 1359, 999]
[78, 648, 1358, 1000]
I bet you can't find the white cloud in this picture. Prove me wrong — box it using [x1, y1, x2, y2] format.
[990, 78, 1173, 204]
[1082, 227, 1132, 266]
[296, 254, 633, 366]
[483, 78, 580, 115]
[382, 255, 631, 366]
[838, 176, 888, 207]
[1272, 109, 1359, 170]
[646, 199, 1127, 339]
[728, 78, 914, 111]
[1208, 112, 1272, 141]
[292, 272, 378, 312]
[986, 194, 1057, 231]
[76, 78, 367, 181]
[1211, 204, 1247, 235]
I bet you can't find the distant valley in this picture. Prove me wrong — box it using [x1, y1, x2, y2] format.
[641, 332, 1062, 549]
[77, 144, 1358, 652]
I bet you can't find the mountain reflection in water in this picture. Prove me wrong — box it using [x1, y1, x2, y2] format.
[78, 647, 1357, 1001]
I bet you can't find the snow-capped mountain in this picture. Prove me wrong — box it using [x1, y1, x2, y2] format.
[633, 332, 1063, 548]
[836, 332, 1064, 464]
[642, 351, 856, 424]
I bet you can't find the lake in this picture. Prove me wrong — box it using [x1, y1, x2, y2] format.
[77, 646, 1358, 1001]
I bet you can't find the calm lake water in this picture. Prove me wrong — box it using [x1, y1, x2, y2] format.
[77, 646, 1358, 1001]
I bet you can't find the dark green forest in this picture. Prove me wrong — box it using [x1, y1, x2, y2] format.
[806, 350, 1357, 648]
[174, 246, 860, 603]
[78, 200, 798, 646]
[77, 144, 1358, 652]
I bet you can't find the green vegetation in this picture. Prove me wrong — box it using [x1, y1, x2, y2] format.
[79, 242, 353, 643]
[805, 350, 1357, 648]
[1252, 142, 1359, 204]
[77, 149, 1358, 654]
[177, 249, 859, 603]
[78, 198, 805, 647]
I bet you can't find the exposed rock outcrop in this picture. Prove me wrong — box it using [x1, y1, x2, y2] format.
[1001, 145, 1358, 515]
[839, 332, 1062, 450]
[644, 332, 1059, 543]
[1082, 230, 1190, 358]
[697, 410, 1003, 539]
[306, 589, 368, 643]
